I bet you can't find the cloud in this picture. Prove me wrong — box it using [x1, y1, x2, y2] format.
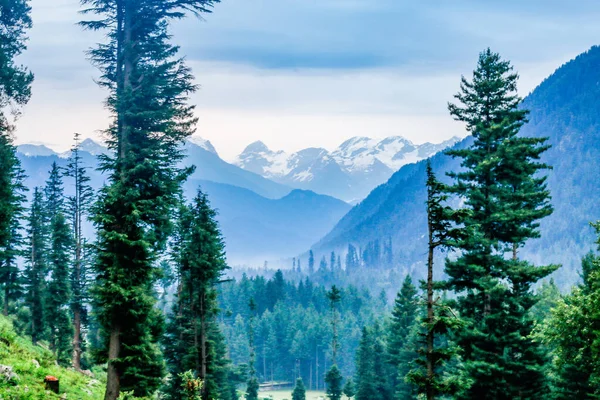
[13, 0, 600, 159]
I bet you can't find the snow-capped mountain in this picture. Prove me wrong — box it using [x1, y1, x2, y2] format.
[16, 144, 57, 157]
[234, 136, 460, 201]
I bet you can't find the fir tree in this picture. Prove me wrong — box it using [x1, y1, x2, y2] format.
[345, 244, 359, 274]
[325, 285, 343, 400]
[356, 324, 392, 400]
[325, 364, 343, 400]
[0, 167, 26, 316]
[0, 0, 33, 318]
[308, 250, 315, 274]
[65, 132, 94, 369]
[24, 188, 48, 344]
[541, 223, 600, 399]
[445, 48, 557, 399]
[80, 0, 219, 398]
[343, 378, 356, 399]
[406, 162, 463, 399]
[246, 298, 259, 400]
[44, 163, 74, 364]
[292, 377, 306, 400]
[164, 190, 232, 400]
[387, 275, 418, 398]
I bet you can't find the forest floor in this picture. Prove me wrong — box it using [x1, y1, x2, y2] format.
[257, 390, 338, 400]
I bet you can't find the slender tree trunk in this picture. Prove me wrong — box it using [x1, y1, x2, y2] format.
[512, 243, 518, 261]
[200, 295, 208, 400]
[105, 0, 128, 396]
[104, 325, 121, 400]
[3, 285, 8, 316]
[309, 362, 312, 390]
[426, 230, 435, 400]
[72, 308, 82, 370]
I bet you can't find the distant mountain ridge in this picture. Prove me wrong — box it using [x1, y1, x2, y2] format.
[234, 136, 460, 201]
[16, 137, 350, 264]
[313, 46, 600, 289]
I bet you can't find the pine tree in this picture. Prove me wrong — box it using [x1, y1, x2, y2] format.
[325, 285, 343, 400]
[356, 324, 391, 400]
[0, 167, 26, 316]
[0, 0, 33, 318]
[164, 190, 232, 400]
[80, 1, 219, 398]
[387, 275, 418, 398]
[343, 378, 356, 399]
[406, 162, 463, 399]
[24, 188, 48, 344]
[308, 250, 315, 274]
[325, 364, 343, 400]
[292, 377, 306, 400]
[541, 223, 600, 399]
[44, 163, 74, 364]
[445, 48, 557, 399]
[345, 244, 359, 274]
[65, 132, 94, 369]
[246, 298, 259, 400]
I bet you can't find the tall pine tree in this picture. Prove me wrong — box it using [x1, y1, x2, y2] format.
[407, 162, 462, 399]
[24, 187, 48, 344]
[445, 48, 557, 399]
[387, 275, 418, 399]
[80, 0, 219, 397]
[0, 0, 33, 318]
[65, 132, 94, 369]
[164, 190, 232, 400]
[44, 163, 74, 365]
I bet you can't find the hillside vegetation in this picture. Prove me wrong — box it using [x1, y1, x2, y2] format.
[0, 315, 104, 399]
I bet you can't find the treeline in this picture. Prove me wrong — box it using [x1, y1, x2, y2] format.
[347, 49, 600, 400]
[0, 1, 244, 399]
[217, 271, 382, 388]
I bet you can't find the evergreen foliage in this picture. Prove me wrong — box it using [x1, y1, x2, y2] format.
[24, 187, 48, 344]
[292, 377, 306, 400]
[540, 223, 600, 399]
[79, 0, 219, 398]
[0, 0, 33, 318]
[445, 48, 557, 399]
[325, 364, 343, 400]
[164, 190, 233, 400]
[343, 377, 356, 398]
[405, 162, 463, 399]
[355, 324, 392, 400]
[65, 132, 94, 369]
[386, 275, 418, 399]
[44, 162, 74, 365]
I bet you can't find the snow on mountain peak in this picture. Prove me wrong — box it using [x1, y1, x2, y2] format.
[188, 136, 218, 155]
[17, 144, 57, 157]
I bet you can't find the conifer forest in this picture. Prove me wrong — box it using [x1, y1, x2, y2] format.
[2, 1, 600, 399]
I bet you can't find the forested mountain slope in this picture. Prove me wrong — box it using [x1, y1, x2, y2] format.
[314, 46, 600, 288]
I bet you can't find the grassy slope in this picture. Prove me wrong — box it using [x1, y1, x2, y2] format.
[0, 315, 105, 399]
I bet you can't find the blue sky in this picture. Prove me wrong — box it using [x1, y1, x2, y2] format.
[14, 0, 600, 159]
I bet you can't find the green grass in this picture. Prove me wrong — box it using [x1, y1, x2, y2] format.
[256, 390, 348, 400]
[0, 314, 106, 399]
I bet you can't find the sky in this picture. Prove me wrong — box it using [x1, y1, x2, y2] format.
[12, 0, 600, 160]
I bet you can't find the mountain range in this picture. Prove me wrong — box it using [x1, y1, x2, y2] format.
[234, 136, 460, 202]
[312, 46, 600, 289]
[16, 138, 350, 264]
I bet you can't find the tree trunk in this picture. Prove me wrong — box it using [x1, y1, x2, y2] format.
[3, 285, 8, 316]
[426, 230, 435, 400]
[104, 325, 121, 400]
[72, 308, 82, 370]
[104, 1, 127, 397]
